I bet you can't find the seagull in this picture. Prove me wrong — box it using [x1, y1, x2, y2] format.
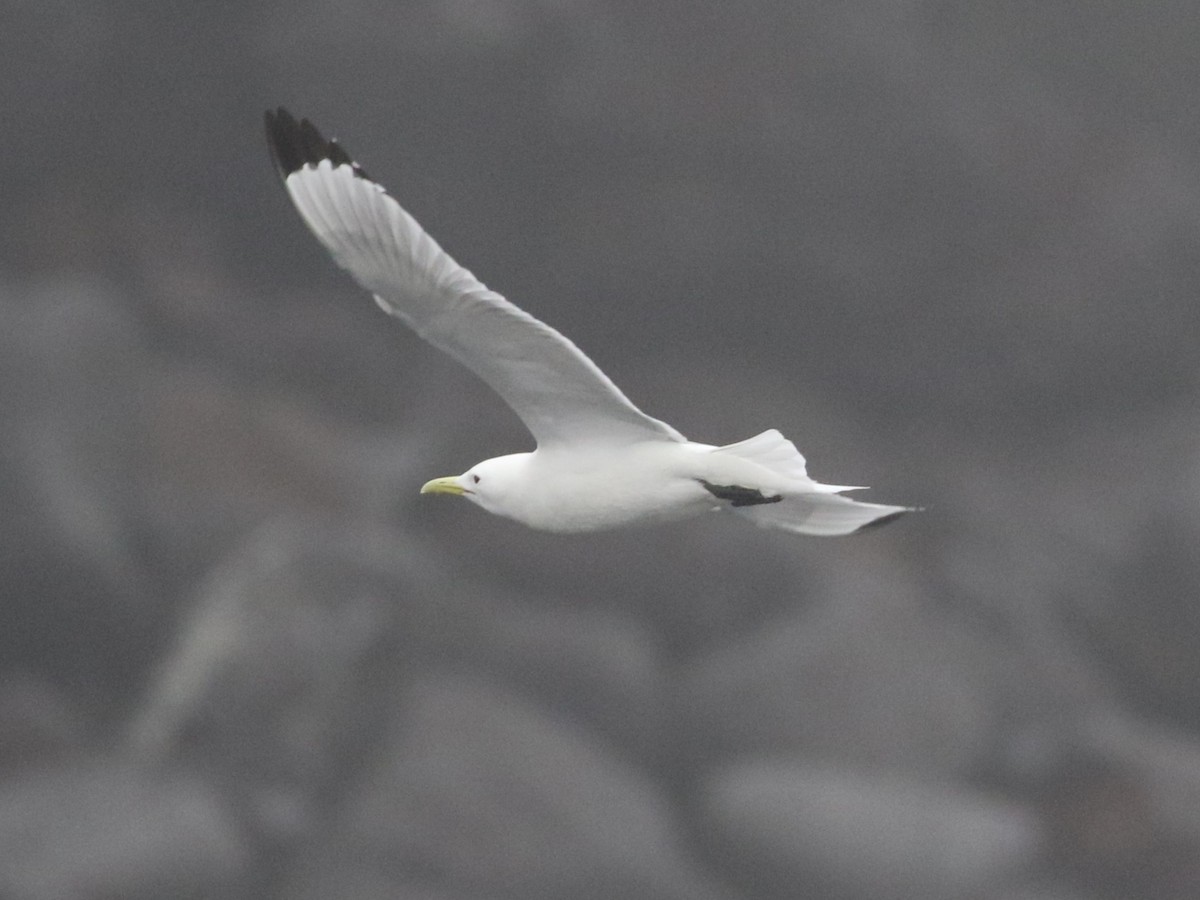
[264, 108, 911, 536]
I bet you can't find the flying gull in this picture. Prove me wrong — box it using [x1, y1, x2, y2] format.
[264, 108, 911, 536]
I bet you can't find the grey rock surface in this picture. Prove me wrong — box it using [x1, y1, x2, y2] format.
[702, 758, 1041, 900]
[323, 673, 728, 900]
[0, 760, 247, 900]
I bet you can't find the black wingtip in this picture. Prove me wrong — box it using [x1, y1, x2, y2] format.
[264, 107, 300, 177]
[853, 508, 912, 534]
[263, 107, 369, 180]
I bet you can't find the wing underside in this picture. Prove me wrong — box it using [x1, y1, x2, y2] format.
[264, 108, 684, 448]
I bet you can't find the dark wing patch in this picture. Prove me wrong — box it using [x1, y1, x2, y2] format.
[264, 107, 369, 181]
[699, 480, 783, 507]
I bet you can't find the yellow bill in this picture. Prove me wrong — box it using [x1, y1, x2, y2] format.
[420, 476, 467, 496]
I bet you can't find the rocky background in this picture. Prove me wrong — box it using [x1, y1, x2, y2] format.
[4, 2, 1200, 898]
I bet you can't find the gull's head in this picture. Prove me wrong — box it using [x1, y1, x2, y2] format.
[419, 453, 531, 517]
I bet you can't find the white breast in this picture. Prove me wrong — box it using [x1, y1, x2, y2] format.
[498, 442, 719, 533]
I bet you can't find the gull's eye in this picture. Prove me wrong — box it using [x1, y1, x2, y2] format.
[472, 474, 481, 484]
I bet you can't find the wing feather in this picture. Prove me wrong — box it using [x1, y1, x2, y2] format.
[265, 108, 684, 448]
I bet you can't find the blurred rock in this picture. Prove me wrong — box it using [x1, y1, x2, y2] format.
[0, 759, 247, 900]
[702, 758, 1041, 900]
[129, 514, 670, 858]
[286, 862, 481, 900]
[938, 405, 1200, 730]
[976, 709, 1200, 900]
[127, 516, 437, 846]
[0, 673, 85, 772]
[1087, 712, 1200, 847]
[316, 672, 727, 900]
[1056, 713, 1200, 899]
[1034, 750, 1157, 886]
[679, 555, 1002, 779]
[134, 364, 428, 582]
[456, 594, 667, 761]
[0, 278, 161, 712]
[989, 884, 1094, 900]
[0, 275, 437, 720]
[1065, 409, 1200, 727]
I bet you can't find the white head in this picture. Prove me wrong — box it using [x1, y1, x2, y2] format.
[419, 453, 532, 518]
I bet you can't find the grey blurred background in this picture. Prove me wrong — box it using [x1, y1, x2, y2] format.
[3, 2, 1200, 898]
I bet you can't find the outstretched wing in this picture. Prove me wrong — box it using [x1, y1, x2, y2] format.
[264, 108, 684, 448]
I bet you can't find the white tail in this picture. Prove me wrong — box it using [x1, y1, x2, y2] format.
[711, 429, 810, 480]
[713, 429, 910, 536]
[731, 492, 909, 536]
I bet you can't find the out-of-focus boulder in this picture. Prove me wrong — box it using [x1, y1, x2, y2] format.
[702, 758, 1041, 900]
[313, 672, 728, 900]
[128, 514, 671, 852]
[127, 516, 439, 845]
[937, 406, 1200, 730]
[679, 556, 1003, 779]
[0, 759, 247, 900]
[0, 673, 85, 772]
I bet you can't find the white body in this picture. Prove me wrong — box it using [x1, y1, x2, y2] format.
[449, 430, 906, 537]
[470, 442, 734, 532]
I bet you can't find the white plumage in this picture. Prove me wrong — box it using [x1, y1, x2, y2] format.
[265, 108, 911, 536]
